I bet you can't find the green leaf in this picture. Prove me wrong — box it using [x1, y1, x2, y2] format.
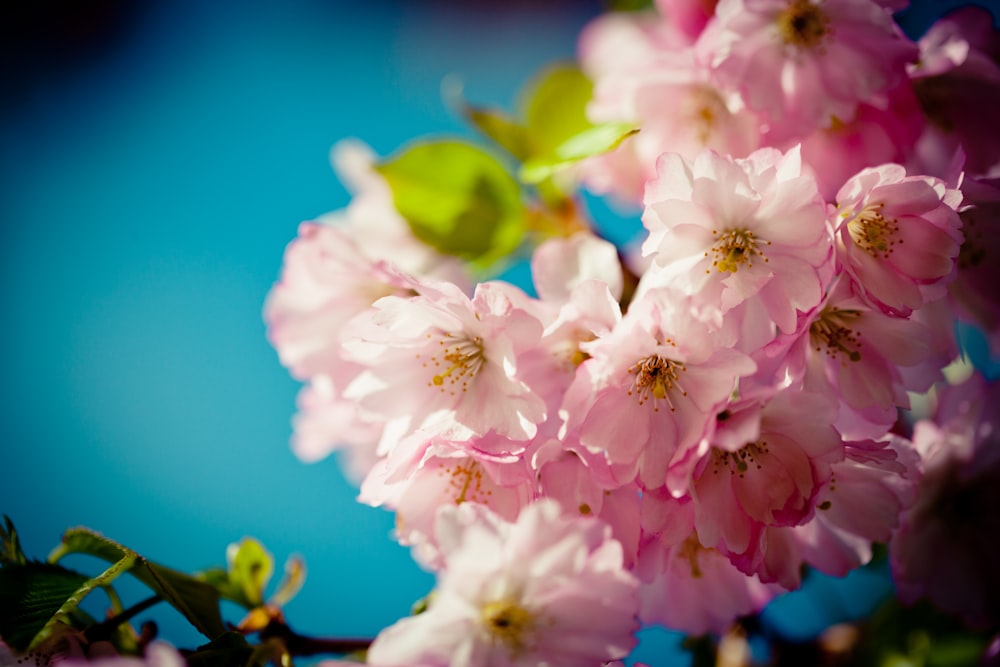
[0, 562, 90, 651]
[185, 631, 260, 667]
[0, 515, 27, 566]
[376, 140, 526, 267]
[226, 538, 273, 608]
[519, 123, 639, 184]
[466, 107, 532, 162]
[521, 65, 595, 158]
[52, 528, 225, 641]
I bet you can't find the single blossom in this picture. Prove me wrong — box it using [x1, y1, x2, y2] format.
[688, 389, 843, 574]
[560, 286, 756, 490]
[833, 162, 963, 317]
[366, 500, 640, 667]
[342, 280, 547, 441]
[700, 0, 918, 138]
[642, 146, 833, 337]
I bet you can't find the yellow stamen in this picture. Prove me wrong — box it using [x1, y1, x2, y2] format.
[628, 354, 688, 412]
[705, 228, 769, 274]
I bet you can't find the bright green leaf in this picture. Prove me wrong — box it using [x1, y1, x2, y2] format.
[519, 123, 639, 184]
[522, 65, 595, 158]
[226, 538, 273, 608]
[0, 562, 90, 652]
[376, 140, 526, 267]
[51, 528, 225, 640]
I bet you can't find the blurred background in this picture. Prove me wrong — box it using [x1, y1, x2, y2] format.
[0, 0, 995, 664]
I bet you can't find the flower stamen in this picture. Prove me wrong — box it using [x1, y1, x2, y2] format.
[810, 307, 862, 363]
[706, 228, 768, 274]
[628, 355, 688, 412]
[845, 203, 899, 259]
[428, 333, 485, 392]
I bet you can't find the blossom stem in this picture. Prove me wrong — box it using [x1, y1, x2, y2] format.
[256, 619, 372, 657]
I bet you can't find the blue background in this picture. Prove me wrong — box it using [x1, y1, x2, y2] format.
[0, 0, 995, 664]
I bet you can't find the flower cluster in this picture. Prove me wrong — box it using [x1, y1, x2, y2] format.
[265, 1, 1000, 664]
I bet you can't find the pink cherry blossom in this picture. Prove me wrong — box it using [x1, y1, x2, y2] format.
[642, 146, 833, 336]
[289, 375, 383, 479]
[688, 389, 842, 573]
[636, 492, 782, 634]
[531, 232, 624, 304]
[796, 83, 925, 202]
[359, 428, 536, 564]
[656, 0, 720, 40]
[366, 500, 640, 667]
[833, 163, 963, 317]
[535, 440, 642, 568]
[582, 44, 761, 204]
[700, 0, 918, 139]
[559, 286, 756, 490]
[342, 280, 547, 441]
[765, 278, 951, 440]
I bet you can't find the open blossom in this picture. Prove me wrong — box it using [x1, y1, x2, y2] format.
[700, 0, 918, 138]
[366, 500, 640, 667]
[833, 163, 963, 316]
[771, 279, 947, 439]
[642, 146, 833, 337]
[560, 287, 756, 490]
[688, 389, 843, 577]
[342, 280, 547, 441]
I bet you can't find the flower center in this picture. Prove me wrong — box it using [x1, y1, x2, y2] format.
[777, 0, 831, 49]
[427, 333, 485, 392]
[845, 203, 899, 259]
[809, 306, 862, 363]
[712, 441, 770, 478]
[707, 228, 768, 274]
[481, 599, 534, 655]
[689, 86, 729, 145]
[443, 460, 487, 505]
[628, 355, 687, 412]
[677, 533, 707, 579]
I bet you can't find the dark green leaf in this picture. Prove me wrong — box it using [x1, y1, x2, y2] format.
[185, 631, 261, 667]
[52, 528, 225, 640]
[0, 515, 27, 566]
[0, 562, 89, 651]
[376, 140, 526, 267]
[466, 107, 532, 161]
